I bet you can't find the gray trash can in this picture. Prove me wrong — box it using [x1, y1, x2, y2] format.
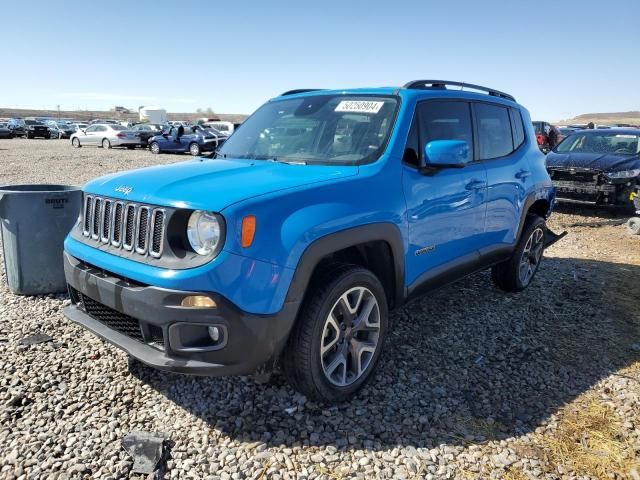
[0, 185, 82, 295]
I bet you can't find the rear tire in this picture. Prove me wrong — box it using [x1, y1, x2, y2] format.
[627, 217, 640, 235]
[282, 263, 388, 403]
[102, 138, 111, 149]
[492, 215, 546, 292]
[189, 142, 201, 156]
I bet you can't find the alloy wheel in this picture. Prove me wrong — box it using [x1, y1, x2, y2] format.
[518, 227, 544, 286]
[320, 286, 381, 387]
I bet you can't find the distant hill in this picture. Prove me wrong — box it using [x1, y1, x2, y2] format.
[0, 107, 247, 124]
[556, 111, 640, 126]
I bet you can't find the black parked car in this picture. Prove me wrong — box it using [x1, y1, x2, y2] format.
[24, 119, 51, 139]
[0, 122, 15, 139]
[127, 123, 166, 146]
[7, 119, 26, 137]
[546, 129, 640, 206]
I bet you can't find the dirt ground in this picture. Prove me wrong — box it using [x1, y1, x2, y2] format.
[0, 138, 639, 479]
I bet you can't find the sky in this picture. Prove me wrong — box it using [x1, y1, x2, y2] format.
[1, 0, 638, 121]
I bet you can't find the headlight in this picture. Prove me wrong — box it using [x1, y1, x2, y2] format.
[607, 169, 640, 179]
[187, 210, 223, 256]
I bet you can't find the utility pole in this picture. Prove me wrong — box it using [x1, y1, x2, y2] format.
[57, 105, 60, 119]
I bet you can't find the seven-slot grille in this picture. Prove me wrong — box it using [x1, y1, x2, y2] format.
[82, 195, 165, 258]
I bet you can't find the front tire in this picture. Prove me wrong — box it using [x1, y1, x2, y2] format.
[72, 137, 81, 148]
[102, 138, 111, 149]
[282, 264, 388, 402]
[492, 215, 546, 292]
[627, 217, 640, 235]
[150, 142, 160, 154]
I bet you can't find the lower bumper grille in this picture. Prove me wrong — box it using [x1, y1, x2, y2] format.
[548, 169, 600, 184]
[70, 287, 146, 343]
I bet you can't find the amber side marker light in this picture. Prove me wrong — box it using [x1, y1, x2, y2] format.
[241, 215, 256, 248]
[181, 296, 217, 308]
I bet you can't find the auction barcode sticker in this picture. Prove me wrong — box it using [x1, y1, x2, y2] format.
[335, 100, 384, 114]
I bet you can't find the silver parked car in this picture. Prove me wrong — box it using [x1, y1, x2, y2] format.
[70, 123, 141, 149]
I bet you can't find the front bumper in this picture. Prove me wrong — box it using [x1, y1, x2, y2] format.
[27, 130, 49, 138]
[549, 169, 636, 206]
[110, 138, 141, 147]
[63, 252, 297, 375]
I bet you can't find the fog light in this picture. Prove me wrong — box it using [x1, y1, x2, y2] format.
[181, 295, 217, 308]
[208, 326, 220, 342]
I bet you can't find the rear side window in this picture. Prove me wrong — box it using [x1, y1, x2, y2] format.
[417, 101, 474, 155]
[475, 103, 514, 160]
[509, 108, 525, 149]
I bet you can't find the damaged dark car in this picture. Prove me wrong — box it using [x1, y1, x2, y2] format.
[546, 129, 640, 206]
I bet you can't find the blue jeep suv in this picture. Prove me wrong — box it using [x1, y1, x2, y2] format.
[63, 80, 559, 402]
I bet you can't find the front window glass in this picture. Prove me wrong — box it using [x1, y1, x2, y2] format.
[555, 133, 640, 155]
[218, 95, 398, 164]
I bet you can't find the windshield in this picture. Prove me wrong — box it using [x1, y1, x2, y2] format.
[25, 120, 40, 125]
[110, 125, 126, 131]
[218, 95, 399, 164]
[555, 132, 640, 155]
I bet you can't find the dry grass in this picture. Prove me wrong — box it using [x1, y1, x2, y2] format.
[502, 467, 532, 480]
[542, 393, 637, 478]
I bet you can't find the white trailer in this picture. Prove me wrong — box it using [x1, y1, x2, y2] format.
[139, 106, 167, 124]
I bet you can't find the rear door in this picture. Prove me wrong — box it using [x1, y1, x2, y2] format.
[477, 103, 532, 250]
[402, 100, 488, 287]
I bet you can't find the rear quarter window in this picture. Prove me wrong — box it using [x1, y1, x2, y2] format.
[509, 108, 526, 149]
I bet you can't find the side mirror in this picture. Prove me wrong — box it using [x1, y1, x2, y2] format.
[423, 140, 470, 170]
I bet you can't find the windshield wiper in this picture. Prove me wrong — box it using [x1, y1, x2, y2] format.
[207, 150, 226, 159]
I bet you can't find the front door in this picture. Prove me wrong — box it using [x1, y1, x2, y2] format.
[83, 125, 99, 145]
[402, 100, 487, 288]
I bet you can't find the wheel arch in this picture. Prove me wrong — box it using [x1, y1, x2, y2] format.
[284, 223, 405, 315]
[516, 191, 553, 242]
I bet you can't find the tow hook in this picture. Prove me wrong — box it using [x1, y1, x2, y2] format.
[545, 228, 567, 247]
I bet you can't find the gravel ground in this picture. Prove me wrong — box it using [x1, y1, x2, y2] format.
[0, 139, 639, 479]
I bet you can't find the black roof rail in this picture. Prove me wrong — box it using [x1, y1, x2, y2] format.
[403, 80, 515, 102]
[280, 89, 323, 96]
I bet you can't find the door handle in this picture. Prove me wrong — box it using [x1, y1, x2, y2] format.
[465, 179, 486, 190]
[515, 169, 532, 180]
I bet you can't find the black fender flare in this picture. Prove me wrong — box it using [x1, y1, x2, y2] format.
[516, 191, 552, 242]
[283, 222, 406, 315]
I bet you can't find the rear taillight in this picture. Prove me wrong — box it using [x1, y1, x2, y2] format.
[117, 133, 127, 139]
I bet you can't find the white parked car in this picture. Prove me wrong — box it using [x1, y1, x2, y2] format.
[70, 123, 141, 149]
[70, 123, 89, 132]
[203, 120, 234, 135]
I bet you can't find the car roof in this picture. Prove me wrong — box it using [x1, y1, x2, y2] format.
[273, 85, 520, 107]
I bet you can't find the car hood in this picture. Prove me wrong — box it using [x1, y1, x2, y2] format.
[546, 152, 640, 172]
[83, 158, 359, 211]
